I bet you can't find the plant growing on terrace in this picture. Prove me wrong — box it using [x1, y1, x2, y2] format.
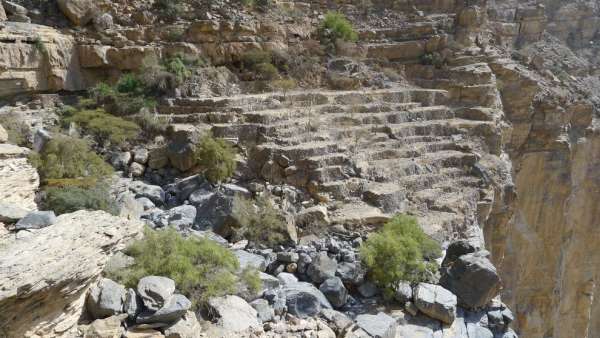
[195, 135, 237, 183]
[361, 214, 442, 298]
[232, 193, 288, 246]
[108, 227, 257, 306]
[44, 184, 118, 215]
[61, 108, 141, 146]
[318, 12, 358, 50]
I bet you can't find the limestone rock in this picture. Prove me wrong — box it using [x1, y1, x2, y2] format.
[0, 124, 7, 143]
[83, 314, 126, 338]
[307, 252, 337, 284]
[282, 281, 332, 318]
[164, 310, 202, 338]
[355, 312, 397, 338]
[319, 277, 348, 308]
[57, 0, 94, 26]
[0, 145, 39, 211]
[0, 210, 143, 337]
[414, 283, 457, 324]
[206, 295, 260, 332]
[0, 202, 28, 223]
[235, 250, 267, 272]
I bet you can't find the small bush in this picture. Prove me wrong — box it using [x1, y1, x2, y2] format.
[255, 62, 279, 81]
[154, 0, 184, 22]
[319, 12, 358, 45]
[163, 55, 192, 84]
[240, 267, 262, 295]
[241, 50, 272, 70]
[90, 81, 155, 116]
[232, 194, 288, 246]
[44, 184, 118, 215]
[1, 114, 30, 146]
[116, 73, 145, 95]
[62, 108, 141, 146]
[29, 135, 113, 181]
[112, 228, 244, 305]
[271, 78, 297, 97]
[360, 215, 441, 298]
[133, 109, 171, 136]
[195, 135, 237, 183]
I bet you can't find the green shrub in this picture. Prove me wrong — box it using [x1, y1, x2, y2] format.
[195, 135, 237, 183]
[111, 228, 244, 305]
[62, 108, 141, 146]
[241, 50, 272, 70]
[90, 81, 155, 116]
[319, 12, 358, 45]
[154, 0, 184, 22]
[29, 135, 113, 181]
[360, 215, 441, 298]
[255, 62, 279, 81]
[116, 73, 145, 95]
[44, 184, 118, 215]
[163, 55, 192, 84]
[133, 109, 171, 136]
[232, 194, 288, 246]
[271, 78, 297, 97]
[1, 114, 29, 146]
[240, 267, 262, 295]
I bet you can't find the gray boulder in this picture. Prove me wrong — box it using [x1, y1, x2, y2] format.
[319, 277, 348, 308]
[0, 203, 28, 223]
[358, 281, 378, 298]
[277, 272, 298, 286]
[336, 261, 365, 285]
[188, 188, 215, 206]
[136, 197, 155, 211]
[355, 312, 397, 338]
[206, 295, 260, 332]
[307, 252, 337, 284]
[133, 147, 149, 164]
[137, 276, 176, 311]
[440, 252, 501, 309]
[166, 205, 197, 230]
[164, 310, 202, 338]
[136, 294, 191, 325]
[2, 1, 27, 15]
[110, 151, 132, 171]
[86, 278, 126, 319]
[442, 240, 478, 267]
[277, 251, 299, 263]
[258, 272, 280, 291]
[414, 283, 457, 324]
[129, 181, 166, 205]
[123, 288, 141, 320]
[394, 281, 413, 304]
[15, 211, 56, 230]
[250, 299, 274, 323]
[235, 250, 267, 272]
[283, 281, 332, 318]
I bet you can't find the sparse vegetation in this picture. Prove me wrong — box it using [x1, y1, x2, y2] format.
[154, 0, 184, 22]
[1, 114, 30, 146]
[361, 214, 442, 298]
[28, 135, 113, 181]
[232, 194, 288, 246]
[61, 108, 141, 146]
[33, 37, 47, 54]
[240, 50, 282, 81]
[109, 228, 254, 306]
[271, 78, 297, 97]
[318, 12, 358, 50]
[195, 135, 237, 183]
[43, 184, 118, 215]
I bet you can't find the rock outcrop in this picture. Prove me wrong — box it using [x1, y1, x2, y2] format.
[0, 143, 39, 211]
[0, 210, 143, 337]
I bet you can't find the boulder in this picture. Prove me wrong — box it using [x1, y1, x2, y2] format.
[130, 162, 145, 177]
[124, 328, 165, 337]
[57, 0, 95, 26]
[137, 276, 176, 312]
[442, 240, 478, 267]
[282, 281, 332, 318]
[14, 211, 56, 230]
[0, 211, 142, 337]
[195, 185, 250, 237]
[319, 277, 348, 308]
[129, 181, 166, 205]
[166, 205, 197, 230]
[394, 281, 413, 304]
[110, 152, 132, 171]
[0, 203, 28, 223]
[250, 298, 275, 322]
[167, 141, 196, 172]
[355, 312, 397, 338]
[296, 205, 330, 228]
[164, 311, 202, 338]
[136, 294, 192, 325]
[235, 250, 267, 272]
[336, 261, 365, 285]
[124, 288, 141, 319]
[277, 251, 299, 263]
[0, 124, 7, 143]
[358, 281, 378, 298]
[133, 147, 149, 164]
[2, 1, 26, 16]
[259, 272, 280, 291]
[148, 146, 169, 169]
[93, 12, 113, 30]
[414, 283, 457, 324]
[307, 252, 337, 284]
[277, 272, 298, 286]
[440, 252, 501, 309]
[86, 278, 126, 319]
[206, 295, 260, 332]
[83, 315, 126, 338]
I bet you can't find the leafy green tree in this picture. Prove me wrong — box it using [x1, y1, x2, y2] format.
[361, 214, 441, 298]
[319, 12, 358, 45]
[195, 135, 237, 183]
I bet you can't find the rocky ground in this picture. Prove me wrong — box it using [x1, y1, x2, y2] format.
[0, 0, 599, 337]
